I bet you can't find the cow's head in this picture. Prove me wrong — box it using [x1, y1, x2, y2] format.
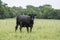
[28, 13, 36, 20]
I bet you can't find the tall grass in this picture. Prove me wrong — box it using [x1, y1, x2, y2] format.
[0, 18, 60, 40]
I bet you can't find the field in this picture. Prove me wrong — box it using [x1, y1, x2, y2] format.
[0, 18, 60, 40]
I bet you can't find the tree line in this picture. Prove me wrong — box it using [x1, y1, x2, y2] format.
[0, 0, 60, 19]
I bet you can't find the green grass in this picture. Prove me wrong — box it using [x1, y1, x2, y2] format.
[0, 18, 60, 40]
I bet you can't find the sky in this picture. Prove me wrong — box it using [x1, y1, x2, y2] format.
[1, 0, 60, 9]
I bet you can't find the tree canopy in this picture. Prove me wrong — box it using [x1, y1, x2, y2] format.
[0, 0, 60, 19]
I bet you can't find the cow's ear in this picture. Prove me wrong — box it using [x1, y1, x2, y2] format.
[34, 14, 37, 16]
[28, 14, 31, 16]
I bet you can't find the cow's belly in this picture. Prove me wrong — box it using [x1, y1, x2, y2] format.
[20, 22, 33, 27]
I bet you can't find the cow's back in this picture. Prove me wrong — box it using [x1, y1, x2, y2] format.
[16, 15, 31, 24]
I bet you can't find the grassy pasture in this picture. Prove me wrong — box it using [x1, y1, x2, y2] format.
[0, 18, 60, 40]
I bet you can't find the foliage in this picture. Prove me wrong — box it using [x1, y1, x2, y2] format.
[0, 0, 60, 19]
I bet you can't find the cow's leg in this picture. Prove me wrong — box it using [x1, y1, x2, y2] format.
[15, 24, 18, 32]
[30, 26, 33, 32]
[26, 27, 29, 33]
[20, 22, 22, 32]
[20, 26, 22, 32]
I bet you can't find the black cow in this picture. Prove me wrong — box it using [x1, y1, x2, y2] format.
[15, 13, 36, 32]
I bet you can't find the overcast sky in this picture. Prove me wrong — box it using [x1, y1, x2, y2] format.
[1, 0, 60, 9]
